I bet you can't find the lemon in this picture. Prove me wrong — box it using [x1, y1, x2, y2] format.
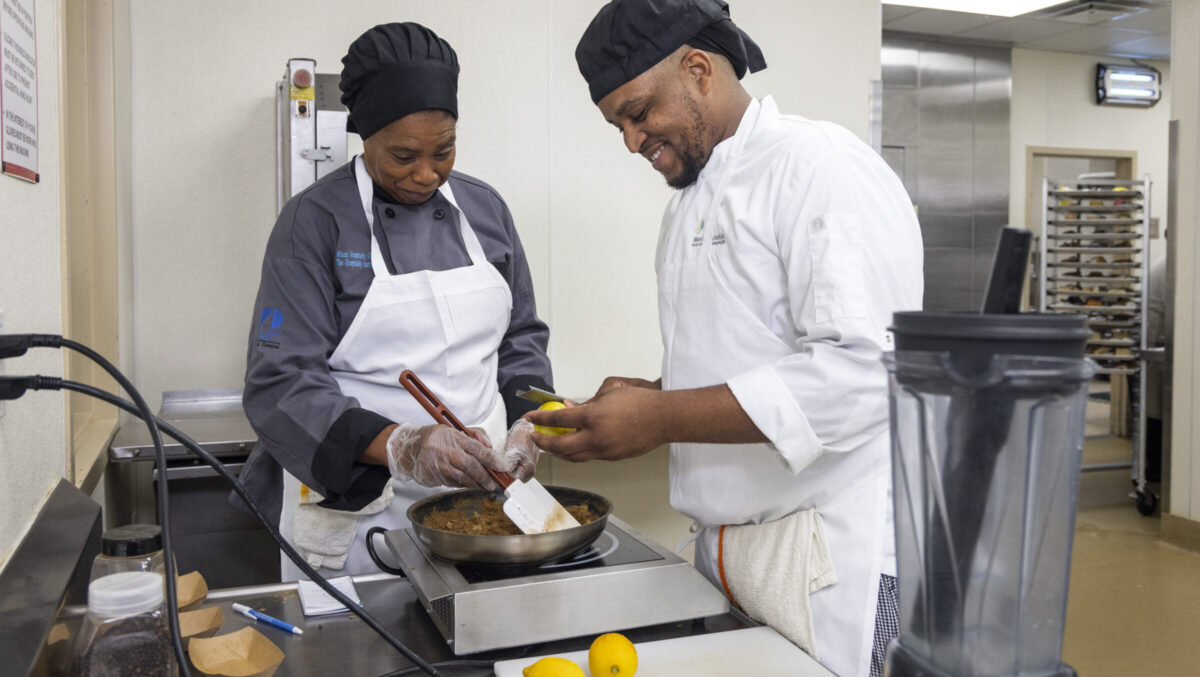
[534, 401, 574, 436]
[589, 633, 638, 676]
[522, 656, 586, 677]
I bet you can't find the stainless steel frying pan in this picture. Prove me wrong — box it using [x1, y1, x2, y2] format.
[406, 486, 612, 565]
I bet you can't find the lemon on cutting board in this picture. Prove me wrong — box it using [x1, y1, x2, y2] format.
[589, 633, 638, 676]
[522, 656, 586, 677]
[534, 401, 575, 436]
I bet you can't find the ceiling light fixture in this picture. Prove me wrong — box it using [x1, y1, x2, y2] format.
[883, 1, 1063, 17]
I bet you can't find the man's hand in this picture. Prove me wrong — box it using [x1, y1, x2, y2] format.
[525, 386, 669, 462]
[525, 382, 768, 463]
[594, 375, 662, 398]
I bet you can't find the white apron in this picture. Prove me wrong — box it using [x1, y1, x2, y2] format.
[660, 126, 887, 676]
[280, 156, 512, 580]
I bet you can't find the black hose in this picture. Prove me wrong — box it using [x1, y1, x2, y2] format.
[50, 337, 191, 677]
[52, 379, 443, 677]
[366, 526, 407, 577]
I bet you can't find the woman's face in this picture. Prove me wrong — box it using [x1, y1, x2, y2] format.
[362, 110, 456, 205]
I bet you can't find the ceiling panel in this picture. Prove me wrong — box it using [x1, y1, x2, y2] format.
[955, 17, 1080, 42]
[883, 8, 1003, 34]
[1108, 7, 1172, 33]
[1019, 25, 1156, 53]
[883, 6, 922, 22]
[1106, 34, 1172, 59]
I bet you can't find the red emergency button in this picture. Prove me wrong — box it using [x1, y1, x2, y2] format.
[292, 68, 313, 88]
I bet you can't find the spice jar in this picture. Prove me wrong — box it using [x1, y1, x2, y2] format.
[73, 571, 176, 676]
[90, 524, 165, 582]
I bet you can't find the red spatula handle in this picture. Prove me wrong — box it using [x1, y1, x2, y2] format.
[398, 369, 514, 489]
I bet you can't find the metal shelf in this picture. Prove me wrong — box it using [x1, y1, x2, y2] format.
[1046, 232, 1141, 241]
[1049, 275, 1140, 285]
[1047, 204, 1143, 213]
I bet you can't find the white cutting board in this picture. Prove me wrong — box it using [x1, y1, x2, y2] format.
[493, 626, 834, 677]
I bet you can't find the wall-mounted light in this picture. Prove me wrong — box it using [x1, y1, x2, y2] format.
[1096, 63, 1161, 107]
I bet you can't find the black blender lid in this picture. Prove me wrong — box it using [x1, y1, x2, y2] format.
[891, 311, 1090, 344]
[102, 524, 162, 557]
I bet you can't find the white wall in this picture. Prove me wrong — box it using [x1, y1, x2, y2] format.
[1010, 48, 1171, 264]
[118, 0, 879, 551]
[0, 0, 65, 568]
[126, 0, 881, 402]
[1169, 0, 1200, 521]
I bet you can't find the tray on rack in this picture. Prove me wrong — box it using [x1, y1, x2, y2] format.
[1047, 204, 1143, 213]
[1047, 261, 1139, 270]
[1088, 338, 1138, 347]
[1051, 303, 1140, 314]
[1048, 218, 1142, 227]
[1049, 247, 1141, 254]
[1087, 317, 1140, 329]
[1049, 289, 1139, 299]
[1048, 274, 1140, 285]
[1048, 190, 1144, 199]
[1046, 232, 1141, 241]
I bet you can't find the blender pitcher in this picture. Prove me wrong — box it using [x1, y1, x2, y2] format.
[884, 311, 1093, 677]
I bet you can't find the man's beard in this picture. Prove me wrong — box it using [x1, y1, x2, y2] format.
[666, 95, 711, 190]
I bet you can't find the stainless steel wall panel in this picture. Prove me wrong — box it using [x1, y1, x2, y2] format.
[882, 40, 920, 88]
[972, 48, 1013, 214]
[923, 247, 976, 310]
[917, 47, 976, 215]
[883, 33, 1011, 311]
[920, 213, 974, 249]
[883, 88, 920, 148]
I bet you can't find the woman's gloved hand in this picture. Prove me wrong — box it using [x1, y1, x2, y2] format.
[385, 423, 503, 490]
[504, 419, 539, 482]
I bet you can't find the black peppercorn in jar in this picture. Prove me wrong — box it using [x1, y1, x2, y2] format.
[73, 571, 176, 676]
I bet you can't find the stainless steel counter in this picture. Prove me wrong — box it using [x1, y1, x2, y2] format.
[54, 573, 754, 676]
[106, 388, 278, 588]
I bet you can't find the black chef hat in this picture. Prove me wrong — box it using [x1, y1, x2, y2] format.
[340, 23, 459, 139]
[575, 0, 766, 105]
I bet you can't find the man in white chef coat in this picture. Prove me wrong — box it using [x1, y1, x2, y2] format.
[526, 1, 923, 675]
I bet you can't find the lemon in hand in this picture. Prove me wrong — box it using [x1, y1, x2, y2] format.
[522, 656, 585, 677]
[589, 632, 638, 676]
[534, 401, 575, 436]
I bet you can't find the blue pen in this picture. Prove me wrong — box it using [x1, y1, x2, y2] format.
[232, 602, 304, 635]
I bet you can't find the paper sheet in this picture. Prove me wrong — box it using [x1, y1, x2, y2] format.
[296, 576, 361, 616]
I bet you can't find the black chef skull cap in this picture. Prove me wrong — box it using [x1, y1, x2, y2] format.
[340, 22, 459, 139]
[575, 0, 766, 105]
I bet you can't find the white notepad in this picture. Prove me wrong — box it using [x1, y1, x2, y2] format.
[297, 576, 361, 616]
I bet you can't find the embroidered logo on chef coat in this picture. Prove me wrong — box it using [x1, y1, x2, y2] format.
[336, 250, 369, 268]
[692, 219, 706, 247]
[256, 308, 284, 350]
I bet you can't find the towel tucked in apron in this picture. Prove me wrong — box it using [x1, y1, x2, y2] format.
[719, 509, 837, 657]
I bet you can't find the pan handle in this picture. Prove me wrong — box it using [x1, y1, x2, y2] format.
[398, 369, 514, 489]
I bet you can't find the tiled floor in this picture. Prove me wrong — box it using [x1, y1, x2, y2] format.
[1061, 388, 1200, 675]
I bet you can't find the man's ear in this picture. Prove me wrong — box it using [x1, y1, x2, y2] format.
[681, 48, 714, 95]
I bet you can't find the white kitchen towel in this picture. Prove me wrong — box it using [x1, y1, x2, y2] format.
[292, 483, 394, 570]
[720, 508, 837, 658]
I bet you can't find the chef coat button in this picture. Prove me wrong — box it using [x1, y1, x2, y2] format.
[385, 207, 395, 218]
[434, 208, 446, 220]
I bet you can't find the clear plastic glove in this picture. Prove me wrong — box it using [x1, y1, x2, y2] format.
[504, 419, 539, 482]
[385, 423, 503, 490]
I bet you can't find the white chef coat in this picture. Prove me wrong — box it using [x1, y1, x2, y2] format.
[658, 96, 922, 676]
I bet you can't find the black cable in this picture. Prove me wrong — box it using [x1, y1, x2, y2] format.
[20, 336, 191, 676]
[378, 660, 495, 677]
[14, 375, 442, 677]
[365, 526, 407, 577]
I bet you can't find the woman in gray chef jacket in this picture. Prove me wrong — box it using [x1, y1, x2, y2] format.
[235, 23, 552, 580]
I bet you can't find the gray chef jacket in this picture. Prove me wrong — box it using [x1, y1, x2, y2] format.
[235, 161, 552, 522]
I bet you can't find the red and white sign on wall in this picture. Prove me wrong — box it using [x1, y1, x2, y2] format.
[1, 0, 37, 183]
